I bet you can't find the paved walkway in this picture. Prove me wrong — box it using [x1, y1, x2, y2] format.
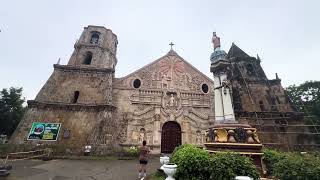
[2, 158, 160, 180]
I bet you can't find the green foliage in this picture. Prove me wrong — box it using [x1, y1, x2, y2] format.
[273, 153, 320, 180]
[262, 148, 286, 175]
[171, 144, 210, 180]
[171, 144, 259, 180]
[0, 87, 26, 137]
[286, 81, 320, 117]
[209, 152, 259, 180]
[262, 148, 320, 179]
[171, 143, 190, 156]
[150, 171, 166, 180]
[127, 146, 138, 157]
[286, 81, 320, 142]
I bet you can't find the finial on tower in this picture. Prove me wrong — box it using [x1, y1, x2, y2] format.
[57, 57, 61, 65]
[212, 32, 221, 51]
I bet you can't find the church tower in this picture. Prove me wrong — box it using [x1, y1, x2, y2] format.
[68, 26, 118, 69]
[35, 25, 117, 105]
[11, 26, 120, 148]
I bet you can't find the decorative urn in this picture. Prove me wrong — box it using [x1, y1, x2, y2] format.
[163, 163, 177, 180]
[160, 156, 170, 170]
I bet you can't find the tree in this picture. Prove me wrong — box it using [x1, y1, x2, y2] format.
[286, 81, 320, 118]
[0, 87, 26, 137]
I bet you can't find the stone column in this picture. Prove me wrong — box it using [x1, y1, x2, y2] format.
[220, 74, 236, 121]
[214, 74, 224, 122]
[153, 117, 160, 145]
[153, 111, 161, 145]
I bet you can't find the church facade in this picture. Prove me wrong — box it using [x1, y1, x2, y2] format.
[11, 26, 215, 153]
[11, 25, 312, 153]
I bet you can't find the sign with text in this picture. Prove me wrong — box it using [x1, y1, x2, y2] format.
[27, 122, 61, 141]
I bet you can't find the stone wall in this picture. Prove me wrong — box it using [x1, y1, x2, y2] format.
[35, 65, 113, 105]
[10, 102, 119, 149]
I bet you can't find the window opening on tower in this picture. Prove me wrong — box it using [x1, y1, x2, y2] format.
[90, 32, 100, 44]
[83, 52, 93, 65]
[73, 91, 80, 103]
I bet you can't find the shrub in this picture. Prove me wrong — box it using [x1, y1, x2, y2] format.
[118, 146, 139, 158]
[128, 146, 138, 157]
[171, 144, 210, 180]
[273, 153, 320, 180]
[171, 143, 190, 156]
[171, 145, 259, 180]
[262, 149, 320, 179]
[262, 148, 286, 175]
[209, 152, 259, 180]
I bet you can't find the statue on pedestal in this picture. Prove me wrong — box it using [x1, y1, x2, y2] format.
[212, 32, 221, 51]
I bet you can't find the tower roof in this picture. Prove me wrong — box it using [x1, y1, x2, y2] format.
[227, 43, 250, 58]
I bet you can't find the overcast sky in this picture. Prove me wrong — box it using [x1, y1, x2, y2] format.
[1, 0, 319, 100]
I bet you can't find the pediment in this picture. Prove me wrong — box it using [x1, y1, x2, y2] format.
[114, 50, 214, 93]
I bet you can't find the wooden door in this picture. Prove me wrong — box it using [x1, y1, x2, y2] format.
[161, 121, 181, 153]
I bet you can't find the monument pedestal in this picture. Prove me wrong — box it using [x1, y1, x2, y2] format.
[204, 124, 265, 175]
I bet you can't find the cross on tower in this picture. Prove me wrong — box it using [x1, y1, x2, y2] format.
[169, 42, 175, 50]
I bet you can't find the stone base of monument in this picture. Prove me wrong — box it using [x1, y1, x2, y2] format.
[204, 123, 265, 175]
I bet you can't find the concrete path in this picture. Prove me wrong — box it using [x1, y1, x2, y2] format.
[1, 158, 160, 180]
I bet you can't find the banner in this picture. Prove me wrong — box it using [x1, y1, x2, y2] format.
[27, 122, 61, 141]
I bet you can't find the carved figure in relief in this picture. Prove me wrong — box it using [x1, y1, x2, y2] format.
[139, 128, 146, 143]
[161, 74, 169, 89]
[169, 94, 176, 107]
[196, 130, 201, 144]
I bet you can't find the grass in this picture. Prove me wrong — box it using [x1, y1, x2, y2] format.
[148, 171, 166, 180]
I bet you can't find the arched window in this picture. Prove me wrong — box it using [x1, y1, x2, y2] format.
[90, 32, 100, 44]
[83, 52, 92, 65]
[73, 91, 80, 103]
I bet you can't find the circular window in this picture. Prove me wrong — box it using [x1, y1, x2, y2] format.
[133, 79, 141, 89]
[201, 84, 209, 93]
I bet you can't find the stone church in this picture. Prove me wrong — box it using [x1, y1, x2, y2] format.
[11, 25, 312, 153]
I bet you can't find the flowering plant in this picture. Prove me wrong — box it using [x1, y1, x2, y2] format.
[127, 146, 138, 157]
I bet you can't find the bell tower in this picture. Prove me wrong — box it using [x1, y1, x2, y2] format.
[33, 25, 118, 105]
[68, 25, 118, 70]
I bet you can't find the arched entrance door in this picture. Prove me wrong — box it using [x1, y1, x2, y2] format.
[161, 121, 181, 153]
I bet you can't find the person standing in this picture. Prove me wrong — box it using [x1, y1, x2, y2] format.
[138, 140, 150, 179]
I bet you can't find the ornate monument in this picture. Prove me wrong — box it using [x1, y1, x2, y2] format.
[205, 32, 264, 174]
[210, 32, 236, 123]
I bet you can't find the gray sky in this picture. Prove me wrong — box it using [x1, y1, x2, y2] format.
[1, 0, 319, 100]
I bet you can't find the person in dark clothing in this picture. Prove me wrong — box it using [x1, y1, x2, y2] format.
[138, 140, 150, 178]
